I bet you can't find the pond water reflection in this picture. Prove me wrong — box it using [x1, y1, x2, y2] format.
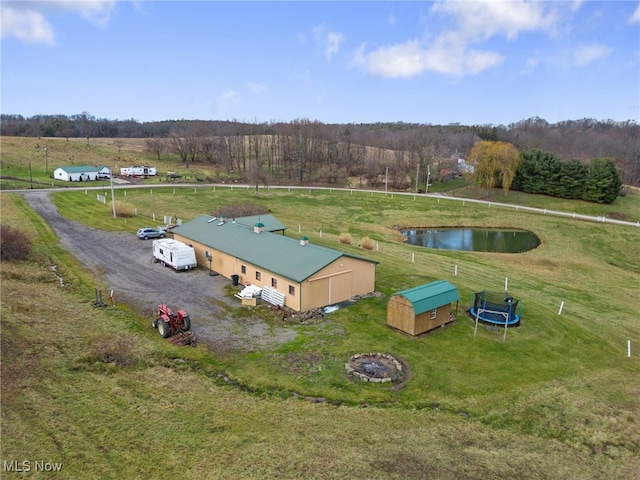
[401, 228, 540, 253]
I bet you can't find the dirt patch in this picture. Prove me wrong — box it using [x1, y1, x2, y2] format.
[21, 191, 297, 354]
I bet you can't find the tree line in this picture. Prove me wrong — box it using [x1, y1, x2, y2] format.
[2, 113, 638, 188]
[470, 142, 623, 204]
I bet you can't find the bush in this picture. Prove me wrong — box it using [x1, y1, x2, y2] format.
[0, 225, 32, 261]
[339, 233, 353, 245]
[109, 200, 135, 217]
[361, 236, 375, 250]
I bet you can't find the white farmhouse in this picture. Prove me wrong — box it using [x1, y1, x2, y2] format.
[53, 166, 102, 182]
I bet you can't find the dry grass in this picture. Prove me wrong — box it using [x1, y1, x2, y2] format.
[110, 200, 135, 217]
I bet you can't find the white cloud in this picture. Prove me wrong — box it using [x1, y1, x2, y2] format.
[388, 14, 397, 27]
[0, 1, 116, 45]
[569, 43, 612, 67]
[215, 90, 238, 112]
[630, 4, 640, 24]
[0, 5, 55, 46]
[351, 0, 572, 78]
[430, 0, 559, 40]
[351, 31, 504, 78]
[313, 24, 345, 61]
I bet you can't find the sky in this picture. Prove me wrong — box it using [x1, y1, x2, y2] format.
[2, 1, 639, 126]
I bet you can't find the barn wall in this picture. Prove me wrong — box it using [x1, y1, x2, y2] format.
[413, 305, 452, 335]
[386, 295, 416, 335]
[387, 296, 455, 336]
[173, 233, 303, 311]
[172, 234, 375, 312]
[302, 256, 375, 311]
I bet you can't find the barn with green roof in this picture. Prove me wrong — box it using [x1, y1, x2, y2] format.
[53, 165, 108, 182]
[171, 214, 378, 312]
[386, 280, 460, 335]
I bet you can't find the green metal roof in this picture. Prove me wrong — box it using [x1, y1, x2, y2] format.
[230, 214, 287, 232]
[393, 280, 460, 314]
[172, 214, 377, 283]
[57, 165, 102, 173]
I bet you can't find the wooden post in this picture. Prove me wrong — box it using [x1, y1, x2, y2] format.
[474, 309, 480, 336]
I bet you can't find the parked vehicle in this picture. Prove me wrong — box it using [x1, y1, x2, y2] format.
[120, 165, 157, 177]
[152, 303, 191, 338]
[152, 239, 197, 271]
[137, 227, 165, 240]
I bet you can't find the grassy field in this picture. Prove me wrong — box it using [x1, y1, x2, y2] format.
[2, 136, 640, 478]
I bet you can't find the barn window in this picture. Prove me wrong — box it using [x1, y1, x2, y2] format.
[289, 285, 295, 295]
[430, 308, 437, 319]
[256, 271, 261, 281]
[271, 278, 277, 288]
[241, 265, 246, 274]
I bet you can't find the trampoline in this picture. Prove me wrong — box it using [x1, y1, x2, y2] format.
[469, 290, 521, 327]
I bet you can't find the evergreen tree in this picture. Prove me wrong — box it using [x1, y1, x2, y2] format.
[513, 149, 562, 194]
[558, 159, 587, 199]
[582, 158, 622, 204]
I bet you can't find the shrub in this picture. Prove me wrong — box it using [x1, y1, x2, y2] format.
[0, 225, 32, 261]
[361, 236, 375, 250]
[339, 233, 353, 245]
[109, 200, 135, 217]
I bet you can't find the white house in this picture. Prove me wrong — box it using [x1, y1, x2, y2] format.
[53, 166, 101, 182]
[97, 166, 111, 179]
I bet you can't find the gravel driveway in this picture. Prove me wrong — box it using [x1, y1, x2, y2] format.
[22, 191, 297, 354]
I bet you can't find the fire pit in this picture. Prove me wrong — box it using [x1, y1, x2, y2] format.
[345, 353, 404, 383]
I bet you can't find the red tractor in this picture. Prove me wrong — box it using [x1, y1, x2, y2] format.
[152, 303, 191, 338]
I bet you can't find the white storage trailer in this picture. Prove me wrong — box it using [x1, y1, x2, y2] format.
[152, 239, 197, 271]
[120, 165, 157, 177]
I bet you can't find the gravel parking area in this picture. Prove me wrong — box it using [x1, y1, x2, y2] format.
[22, 191, 297, 354]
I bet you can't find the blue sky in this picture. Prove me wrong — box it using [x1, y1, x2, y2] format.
[2, 1, 639, 125]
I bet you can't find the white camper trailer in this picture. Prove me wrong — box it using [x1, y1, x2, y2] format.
[152, 239, 197, 271]
[120, 165, 157, 177]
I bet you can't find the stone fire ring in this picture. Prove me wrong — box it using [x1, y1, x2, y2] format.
[345, 353, 404, 383]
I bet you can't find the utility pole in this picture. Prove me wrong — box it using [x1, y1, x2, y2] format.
[416, 163, 420, 192]
[110, 170, 116, 219]
[44, 145, 48, 173]
[385, 166, 388, 194]
[425, 165, 431, 194]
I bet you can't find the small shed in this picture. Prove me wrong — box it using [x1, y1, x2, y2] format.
[387, 280, 460, 336]
[53, 166, 101, 182]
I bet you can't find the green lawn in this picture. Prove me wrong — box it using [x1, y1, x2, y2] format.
[2, 179, 640, 478]
[0, 133, 640, 479]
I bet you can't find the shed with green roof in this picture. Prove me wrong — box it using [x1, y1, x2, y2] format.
[171, 214, 378, 312]
[387, 280, 460, 335]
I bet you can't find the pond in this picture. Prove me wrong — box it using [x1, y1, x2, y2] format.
[401, 228, 540, 253]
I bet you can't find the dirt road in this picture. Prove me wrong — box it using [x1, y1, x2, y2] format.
[21, 191, 296, 354]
